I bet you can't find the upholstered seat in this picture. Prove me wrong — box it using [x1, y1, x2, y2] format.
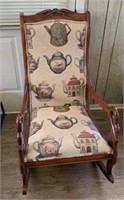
[16, 9, 120, 194]
[26, 106, 112, 162]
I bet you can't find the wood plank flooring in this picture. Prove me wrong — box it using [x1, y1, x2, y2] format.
[1, 110, 123, 200]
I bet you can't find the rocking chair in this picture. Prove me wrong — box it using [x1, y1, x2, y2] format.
[16, 9, 120, 195]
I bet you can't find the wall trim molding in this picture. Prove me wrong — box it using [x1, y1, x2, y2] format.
[89, 104, 124, 110]
[3, 104, 123, 114]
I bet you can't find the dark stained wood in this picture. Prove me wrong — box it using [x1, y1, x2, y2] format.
[1, 110, 123, 199]
[16, 8, 120, 194]
[21, 8, 88, 23]
[25, 153, 113, 168]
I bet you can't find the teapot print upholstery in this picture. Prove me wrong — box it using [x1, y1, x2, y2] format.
[74, 56, 85, 73]
[44, 51, 72, 74]
[26, 20, 87, 108]
[44, 21, 71, 46]
[26, 27, 35, 49]
[76, 27, 86, 50]
[28, 53, 40, 73]
[33, 136, 63, 158]
[30, 121, 44, 136]
[71, 131, 100, 153]
[48, 115, 78, 129]
[62, 76, 84, 97]
[31, 81, 56, 101]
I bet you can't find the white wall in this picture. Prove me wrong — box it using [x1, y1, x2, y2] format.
[0, 28, 24, 113]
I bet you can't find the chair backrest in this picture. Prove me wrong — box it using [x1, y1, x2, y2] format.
[20, 9, 90, 110]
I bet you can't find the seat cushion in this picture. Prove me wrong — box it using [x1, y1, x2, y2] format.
[25, 105, 112, 162]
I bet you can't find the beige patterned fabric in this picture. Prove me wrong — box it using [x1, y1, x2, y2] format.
[25, 19, 87, 108]
[25, 106, 112, 162]
[24, 19, 112, 162]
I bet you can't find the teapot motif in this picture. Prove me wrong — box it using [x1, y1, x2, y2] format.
[31, 81, 56, 101]
[48, 115, 78, 129]
[81, 120, 98, 131]
[71, 131, 99, 153]
[44, 51, 72, 74]
[28, 53, 40, 73]
[74, 55, 85, 73]
[53, 104, 71, 112]
[31, 107, 38, 120]
[76, 27, 86, 50]
[44, 21, 71, 46]
[62, 76, 84, 97]
[33, 136, 63, 158]
[26, 27, 35, 49]
[30, 121, 44, 136]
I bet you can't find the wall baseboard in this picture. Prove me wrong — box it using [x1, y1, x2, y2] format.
[2, 104, 123, 114]
[89, 104, 124, 110]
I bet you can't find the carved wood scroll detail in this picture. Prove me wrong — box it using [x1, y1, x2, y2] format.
[110, 107, 120, 140]
[37, 9, 72, 18]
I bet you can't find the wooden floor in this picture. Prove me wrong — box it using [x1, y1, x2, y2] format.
[1, 110, 123, 200]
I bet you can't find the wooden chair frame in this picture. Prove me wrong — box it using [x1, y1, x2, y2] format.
[16, 9, 120, 195]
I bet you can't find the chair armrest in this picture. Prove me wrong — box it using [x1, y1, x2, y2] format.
[16, 84, 30, 148]
[87, 81, 112, 113]
[87, 81, 120, 153]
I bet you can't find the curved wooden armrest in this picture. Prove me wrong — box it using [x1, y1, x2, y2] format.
[87, 81, 120, 152]
[87, 81, 113, 114]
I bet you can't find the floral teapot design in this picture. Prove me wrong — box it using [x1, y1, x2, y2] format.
[31, 81, 56, 100]
[44, 51, 72, 74]
[62, 76, 84, 97]
[44, 21, 71, 46]
[33, 136, 63, 157]
[28, 53, 40, 73]
[48, 115, 78, 129]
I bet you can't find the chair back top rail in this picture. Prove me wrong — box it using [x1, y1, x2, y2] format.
[20, 9, 90, 23]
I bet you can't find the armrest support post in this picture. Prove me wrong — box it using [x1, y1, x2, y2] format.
[16, 114, 26, 173]
[108, 108, 120, 156]
[16, 82, 30, 173]
[87, 81, 120, 156]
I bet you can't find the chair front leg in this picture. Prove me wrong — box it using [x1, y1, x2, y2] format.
[22, 169, 30, 195]
[96, 160, 114, 183]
